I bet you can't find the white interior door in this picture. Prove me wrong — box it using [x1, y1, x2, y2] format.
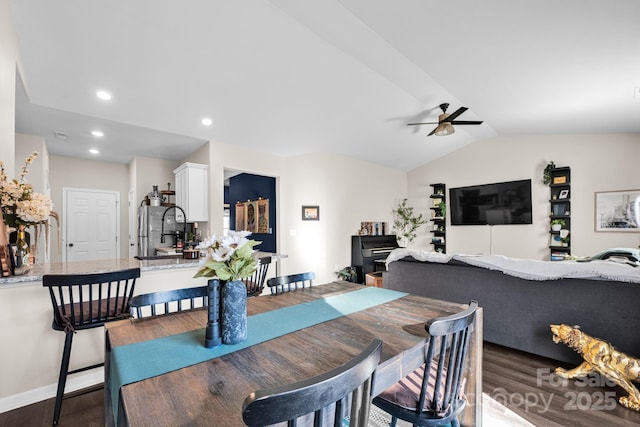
[63, 188, 119, 262]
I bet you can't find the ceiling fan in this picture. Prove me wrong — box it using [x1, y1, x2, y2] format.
[407, 103, 483, 136]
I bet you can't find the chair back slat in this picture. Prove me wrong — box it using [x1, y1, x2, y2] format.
[43, 268, 140, 332]
[243, 339, 382, 427]
[129, 285, 209, 318]
[450, 327, 471, 407]
[266, 272, 315, 295]
[418, 302, 477, 418]
[243, 256, 272, 297]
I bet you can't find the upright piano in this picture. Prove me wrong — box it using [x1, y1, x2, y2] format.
[351, 235, 399, 284]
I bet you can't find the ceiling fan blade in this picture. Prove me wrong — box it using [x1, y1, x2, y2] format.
[407, 122, 439, 126]
[450, 120, 484, 125]
[443, 107, 468, 122]
[427, 127, 438, 136]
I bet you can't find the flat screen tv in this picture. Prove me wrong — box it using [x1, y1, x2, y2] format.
[449, 179, 532, 225]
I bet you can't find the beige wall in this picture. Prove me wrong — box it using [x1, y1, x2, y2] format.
[15, 133, 49, 196]
[15, 134, 50, 261]
[132, 156, 181, 210]
[408, 134, 640, 259]
[202, 141, 407, 284]
[48, 155, 130, 262]
[0, 0, 19, 176]
[279, 152, 406, 283]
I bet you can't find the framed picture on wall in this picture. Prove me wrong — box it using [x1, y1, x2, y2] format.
[302, 205, 319, 221]
[256, 199, 269, 233]
[235, 202, 245, 231]
[246, 201, 257, 232]
[553, 176, 567, 184]
[595, 189, 640, 232]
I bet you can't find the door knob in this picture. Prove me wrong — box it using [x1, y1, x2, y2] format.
[68, 243, 74, 247]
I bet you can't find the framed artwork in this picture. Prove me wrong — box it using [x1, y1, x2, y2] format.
[552, 204, 567, 216]
[358, 221, 387, 236]
[595, 189, 640, 232]
[558, 189, 569, 199]
[553, 176, 567, 184]
[246, 201, 257, 232]
[235, 202, 246, 231]
[302, 205, 319, 221]
[256, 199, 270, 233]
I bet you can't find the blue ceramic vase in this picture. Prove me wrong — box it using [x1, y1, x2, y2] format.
[221, 280, 247, 344]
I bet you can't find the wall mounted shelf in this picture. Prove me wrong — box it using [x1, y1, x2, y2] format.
[429, 183, 446, 253]
[548, 166, 571, 260]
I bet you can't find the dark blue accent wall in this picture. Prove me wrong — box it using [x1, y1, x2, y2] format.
[226, 173, 276, 253]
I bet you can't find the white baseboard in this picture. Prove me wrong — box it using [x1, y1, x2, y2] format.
[0, 368, 103, 414]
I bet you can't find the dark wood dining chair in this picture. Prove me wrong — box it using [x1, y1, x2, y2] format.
[43, 267, 140, 425]
[266, 271, 315, 295]
[373, 301, 478, 427]
[243, 256, 272, 297]
[242, 339, 382, 427]
[129, 285, 209, 318]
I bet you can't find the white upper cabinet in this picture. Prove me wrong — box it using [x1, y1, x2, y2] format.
[173, 162, 208, 222]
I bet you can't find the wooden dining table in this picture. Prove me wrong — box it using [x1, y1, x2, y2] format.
[105, 281, 483, 426]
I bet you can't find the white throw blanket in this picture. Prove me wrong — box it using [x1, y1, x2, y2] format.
[385, 248, 640, 284]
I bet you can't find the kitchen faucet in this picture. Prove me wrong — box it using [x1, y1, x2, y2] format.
[160, 205, 188, 244]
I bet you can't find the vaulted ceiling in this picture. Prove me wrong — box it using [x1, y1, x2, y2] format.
[10, 1, 640, 171]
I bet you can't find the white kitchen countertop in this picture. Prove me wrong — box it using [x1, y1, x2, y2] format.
[0, 251, 287, 287]
[0, 257, 200, 287]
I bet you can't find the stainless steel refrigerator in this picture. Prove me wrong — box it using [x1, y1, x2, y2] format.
[137, 205, 178, 257]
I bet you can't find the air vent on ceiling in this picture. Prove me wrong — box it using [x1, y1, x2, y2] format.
[54, 131, 69, 140]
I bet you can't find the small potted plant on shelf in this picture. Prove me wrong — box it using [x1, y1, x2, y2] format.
[543, 161, 556, 185]
[551, 219, 565, 231]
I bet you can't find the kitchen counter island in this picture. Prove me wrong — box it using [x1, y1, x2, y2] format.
[0, 257, 200, 287]
[0, 252, 285, 413]
[0, 251, 285, 287]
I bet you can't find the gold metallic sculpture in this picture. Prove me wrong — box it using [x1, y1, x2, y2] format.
[551, 324, 640, 411]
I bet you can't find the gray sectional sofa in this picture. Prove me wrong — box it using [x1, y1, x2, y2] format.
[384, 251, 640, 365]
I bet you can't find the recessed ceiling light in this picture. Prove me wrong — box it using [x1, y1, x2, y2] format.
[91, 130, 104, 137]
[89, 149, 100, 155]
[96, 90, 112, 101]
[201, 117, 213, 126]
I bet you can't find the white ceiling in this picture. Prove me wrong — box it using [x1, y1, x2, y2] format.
[10, 0, 640, 171]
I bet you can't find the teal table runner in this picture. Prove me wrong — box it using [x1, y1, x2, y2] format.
[110, 287, 407, 420]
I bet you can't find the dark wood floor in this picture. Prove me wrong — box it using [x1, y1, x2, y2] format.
[3, 342, 640, 426]
[483, 342, 640, 426]
[0, 385, 105, 427]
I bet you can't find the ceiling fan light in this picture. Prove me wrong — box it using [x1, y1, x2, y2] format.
[434, 123, 455, 136]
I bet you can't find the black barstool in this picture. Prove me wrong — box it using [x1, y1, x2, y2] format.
[43, 268, 140, 425]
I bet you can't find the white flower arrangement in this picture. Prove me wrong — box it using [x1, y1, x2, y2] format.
[0, 152, 53, 228]
[193, 230, 261, 281]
